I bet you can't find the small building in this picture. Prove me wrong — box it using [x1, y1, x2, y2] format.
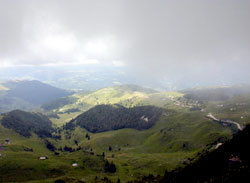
[229, 155, 242, 163]
[72, 163, 78, 167]
[39, 157, 48, 160]
[5, 138, 10, 145]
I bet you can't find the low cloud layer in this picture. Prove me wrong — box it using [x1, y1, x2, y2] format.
[0, 0, 250, 84]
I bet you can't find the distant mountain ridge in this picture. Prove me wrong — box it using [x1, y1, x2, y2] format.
[0, 80, 73, 113]
[183, 85, 250, 101]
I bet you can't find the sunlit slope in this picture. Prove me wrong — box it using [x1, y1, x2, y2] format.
[51, 85, 250, 116]
[44, 84, 159, 112]
[43, 85, 184, 126]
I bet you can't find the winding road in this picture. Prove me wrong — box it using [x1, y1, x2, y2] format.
[207, 113, 243, 131]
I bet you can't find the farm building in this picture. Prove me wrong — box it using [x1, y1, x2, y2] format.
[5, 138, 10, 145]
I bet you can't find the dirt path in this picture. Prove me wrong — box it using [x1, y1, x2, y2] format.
[207, 113, 243, 131]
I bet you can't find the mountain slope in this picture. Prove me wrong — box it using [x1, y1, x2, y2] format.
[65, 104, 163, 133]
[154, 124, 250, 183]
[0, 80, 73, 113]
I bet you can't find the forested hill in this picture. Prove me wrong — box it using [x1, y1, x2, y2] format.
[65, 104, 163, 133]
[0, 110, 53, 138]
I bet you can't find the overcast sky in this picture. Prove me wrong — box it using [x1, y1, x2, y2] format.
[0, 0, 250, 84]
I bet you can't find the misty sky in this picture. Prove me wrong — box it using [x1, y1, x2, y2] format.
[0, 0, 250, 85]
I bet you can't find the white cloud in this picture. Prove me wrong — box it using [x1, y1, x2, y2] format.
[41, 34, 76, 53]
[85, 40, 108, 56]
[112, 60, 125, 67]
